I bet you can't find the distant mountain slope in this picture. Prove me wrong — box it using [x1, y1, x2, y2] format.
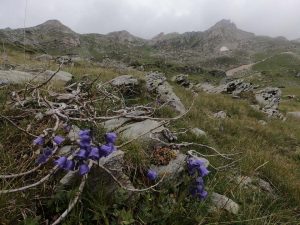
[1, 19, 300, 69]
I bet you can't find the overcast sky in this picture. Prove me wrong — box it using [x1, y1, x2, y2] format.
[0, 0, 299, 40]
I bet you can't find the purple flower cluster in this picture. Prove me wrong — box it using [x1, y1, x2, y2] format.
[187, 157, 209, 200]
[34, 135, 65, 165]
[55, 130, 117, 176]
[36, 147, 53, 164]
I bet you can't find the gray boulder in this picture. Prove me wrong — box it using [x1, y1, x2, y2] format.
[255, 87, 281, 110]
[146, 72, 186, 114]
[151, 152, 186, 180]
[190, 128, 207, 137]
[255, 87, 283, 118]
[43, 70, 73, 82]
[287, 111, 300, 120]
[210, 192, 240, 214]
[35, 54, 53, 62]
[118, 119, 165, 141]
[110, 75, 139, 87]
[213, 111, 227, 119]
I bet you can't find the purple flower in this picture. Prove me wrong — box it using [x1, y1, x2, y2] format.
[79, 129, 90, 137]
[33, 136, 44, 146]
[36, 147, 53, 165]
[99, 144, 115, 157]
[80, 134, 91, 142]
[53, 135, 65, 145]
[63, 160, 75, 171]
[79, 163, 90, 175]
[105, 132, 117, 144]
[88, 147, 100, 160]
[147, 169, 157, 181]
[187, 158, 207, 175]
[198, 166, 209, 177]
[76, 149, 88, 159]
[36, 154, 48, 164]
[55, 156, 67, 168]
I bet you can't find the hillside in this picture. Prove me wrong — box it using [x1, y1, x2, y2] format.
[1, 19, 300, 70]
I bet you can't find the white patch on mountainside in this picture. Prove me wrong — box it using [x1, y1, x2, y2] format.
[220, 46, 229, 52]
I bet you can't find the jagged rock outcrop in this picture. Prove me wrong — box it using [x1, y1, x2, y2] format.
[146, 72, 186, 114]
[255, 87, 283, 118]
[171, 74, 191, 88]
[197, 79, 254, 96]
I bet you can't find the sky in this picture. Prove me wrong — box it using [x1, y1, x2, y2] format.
[0, 0, 299, 40]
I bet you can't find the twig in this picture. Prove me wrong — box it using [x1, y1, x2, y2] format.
[0, 114, 37, 137]
[97, 163, 165, 192]
[0, 166, 58, 194]
[50, 161, 92, 225]
[0, 145, 59, 179]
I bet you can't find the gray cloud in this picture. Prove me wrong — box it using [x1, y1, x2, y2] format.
[0, 0, 299, 39]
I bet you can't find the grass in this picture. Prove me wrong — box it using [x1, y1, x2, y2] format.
[1, 48, 300, 224]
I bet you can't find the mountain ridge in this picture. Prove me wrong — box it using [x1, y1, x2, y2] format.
[1, 19, 299, 69]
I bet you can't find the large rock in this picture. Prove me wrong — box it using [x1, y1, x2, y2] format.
[210, 192, 240, 214]
[190, 128, 207, 137]
[146, 72, 186, 114]
[197, 79, 253, 96]
[109, 75, 140, 96]
[0, 69, 73, 84]
[255, 87, 282, 118]
[255, 87, 281, 110]
[118, 119, 165, 140]
[0, 70, 36, 83]
[151, 152, 186, 180]
[110, 75, 138, 87]
[34, 54, 53, 62]
[43, 70, 73, 82]
[287, 112, 300, 120]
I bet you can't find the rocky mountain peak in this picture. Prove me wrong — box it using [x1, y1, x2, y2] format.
[210, 19, 237, 30]
[35, 19, 75, 34]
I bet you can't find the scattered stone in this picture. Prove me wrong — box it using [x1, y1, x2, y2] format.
[213, 111, 227, 119]
[162, 128, 178, 142]
[146, 72, 186, 114]
[190, 128, 207, 137]
[171, 74, 191, 87]
[34, 112, 44, 121]
[235, 175, 274, 194]
[58, 145, 73, 155]
[287, 112, 300, 120]
[56, 55, 73, 65]
[296, 72, 300, 78]
[67, 125, 80, 141]
[258, 120, 267, 126]
[210, 192, 240, 215]
[34, 54, 53, 62]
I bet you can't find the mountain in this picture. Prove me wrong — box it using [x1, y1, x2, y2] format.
[1, 19, 300, 69]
